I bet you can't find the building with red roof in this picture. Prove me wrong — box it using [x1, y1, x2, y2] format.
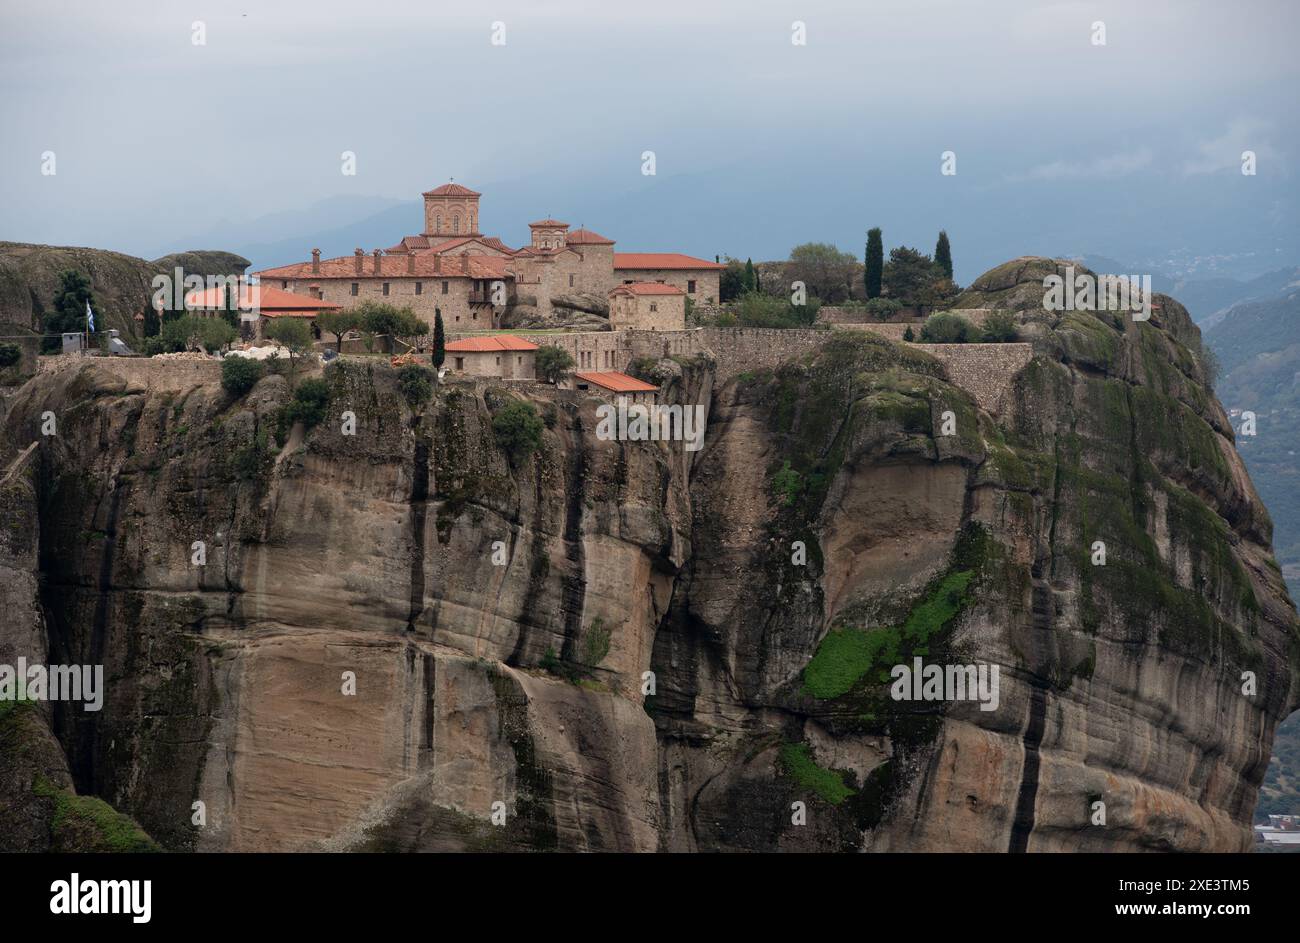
[608, 282, 686, 332]
[251, 181, 722, 332]
[571, 370, 659, 405]
[444, 334, 538, 379]
[184, 281, 342, 341]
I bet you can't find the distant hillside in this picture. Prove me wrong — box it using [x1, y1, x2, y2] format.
[1074, 255, 1300, 326]
[1205, 289, 1300, 824]
[0, 242, 248, 343]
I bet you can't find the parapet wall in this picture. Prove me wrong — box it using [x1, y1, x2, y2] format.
[36, 355, 223, 392]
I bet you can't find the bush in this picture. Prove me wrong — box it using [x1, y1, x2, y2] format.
[277, 377, 331, 440]
[0, 343, 21, 369]
[903, 326, 915, 342]
[733, 292, 819, 329]
[919, 312, 973, 343]
[492, 400, 544, 464]
[397, 364, 434, 406]
[864, 298, 903, 321]
[221, 356, 264, 395]
[979, 310, 1019, 343]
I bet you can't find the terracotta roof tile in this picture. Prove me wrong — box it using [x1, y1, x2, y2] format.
[529, 218, 568, 228]
[445, 334, 539, 352]
[614, 253, 723, 270]
[423, 182, 480, 197]
[566, 228, 615, 245]
[573, 371, 658, 393]
[185, 283, 342, 311]
[255, 253, 509, 281]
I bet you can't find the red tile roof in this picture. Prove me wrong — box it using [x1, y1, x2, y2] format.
[423, 182, 480, 197]
[445, 334, 539, 352]
[529, 218, 568, 228]
[566, 228, 615, 245]
[185, 283, 341, 311]
[614, 253, 723, 270]
[256, 252, 509, 281]
[574, 371, 659, 393]
[609, 282, 685, 297]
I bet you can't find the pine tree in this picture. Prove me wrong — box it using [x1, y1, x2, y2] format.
[432, 310, 446, 370]
[934, 230, 953, 280]
[865, 228, 883, 299]
[143, 297, 161, 337]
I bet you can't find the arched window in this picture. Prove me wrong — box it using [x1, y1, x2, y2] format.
[436, 215, 442, 231]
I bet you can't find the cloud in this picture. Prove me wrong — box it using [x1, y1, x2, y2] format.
[1182, 118, 1280, 175]
[1011, 147, 1154, 182]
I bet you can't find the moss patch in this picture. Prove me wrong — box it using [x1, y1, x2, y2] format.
[33, 776, 160, 853]
[778, 742, 855, 805]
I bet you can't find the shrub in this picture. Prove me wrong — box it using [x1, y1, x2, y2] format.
[919, 312, 973, 343]
[903, 326, 915, 342]
[492, 400, 544, 464]
[864, 298, 903, 321]
[979, 310, 1019, 343]
[221, 356, 264, 395]
[396, 364, 434, 406]
[277, 377, 330, 440]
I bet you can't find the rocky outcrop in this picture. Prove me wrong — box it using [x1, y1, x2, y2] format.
[1, 257, 1296, 852]
[0, 241, 249, 342]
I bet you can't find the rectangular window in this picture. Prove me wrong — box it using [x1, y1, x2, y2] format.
[351, 283, 359, 296]
[441, 281, 449, 294]
[687, 280, 696, 293]
[495, 356, 500, 365]
[569, 274, 575, 287]
[382, 283, 390, 296]
[455, 357, 464, 370]
[282, 281, 288, 289]
[650, 303, 658, 312]
[415, 282, 423, 295]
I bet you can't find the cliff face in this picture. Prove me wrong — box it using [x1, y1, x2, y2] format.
[2, 258, 1297, 852]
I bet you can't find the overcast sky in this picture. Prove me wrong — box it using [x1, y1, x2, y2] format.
[2, 0, 1296, 280]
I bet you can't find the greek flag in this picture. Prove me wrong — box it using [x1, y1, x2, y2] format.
[85, 300, 95, 333]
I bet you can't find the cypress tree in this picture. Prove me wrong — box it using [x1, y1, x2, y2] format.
[865, 228, 883, 299]
[432, 310, 446, 370]
[935, 230, 953, 280]
[744, 258, 757, 294]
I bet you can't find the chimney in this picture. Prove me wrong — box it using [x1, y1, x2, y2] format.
[407, 251, 416, 275]
[460, 250, 470, 275]
[373, 249, 382, 275]
[354, 248, 364, 274]
[311, 248, 321, 274]
[434, 254, 442, 275]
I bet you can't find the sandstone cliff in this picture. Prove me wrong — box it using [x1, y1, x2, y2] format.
[1, 258, 1296, 852]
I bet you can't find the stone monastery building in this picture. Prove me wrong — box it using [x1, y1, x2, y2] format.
[255, 182, 722, 332]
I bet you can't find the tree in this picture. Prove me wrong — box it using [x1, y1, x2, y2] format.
[865, 228, 883, 299]
[278, 377, 330, 439]
[743, 258, 757, 294]
[221, 356, 264, 395]
[315, 309, 358, 353]
[903, 326, 915, 342]
[882, 246, 942, 306]
[535, 345, 575, 384]
[221, 283, 239, 328]
[934, 230, 953, 281]
[492, 400, 544, 465]
[142, 299, 161, 338]
[43, 270, 96, 352]
[0, 343, 21, 369]
[159, 315, 235, 354]
[432, 310, 446, 370]
[265, 317, 314, 385]
[352, 301, 426, 353]
[865, 298, 903, 321]
[719, 258, 746, 302]
[919, 312, 974, 343]
[786, 242, 857, 303]
[397, 364, 434, 406]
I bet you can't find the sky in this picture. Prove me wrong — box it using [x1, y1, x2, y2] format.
[2, 0, 1297, 282]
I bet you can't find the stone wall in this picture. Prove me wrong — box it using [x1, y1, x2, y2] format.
[36, 354, 223, 392]
[920, 343, 1033, 415]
